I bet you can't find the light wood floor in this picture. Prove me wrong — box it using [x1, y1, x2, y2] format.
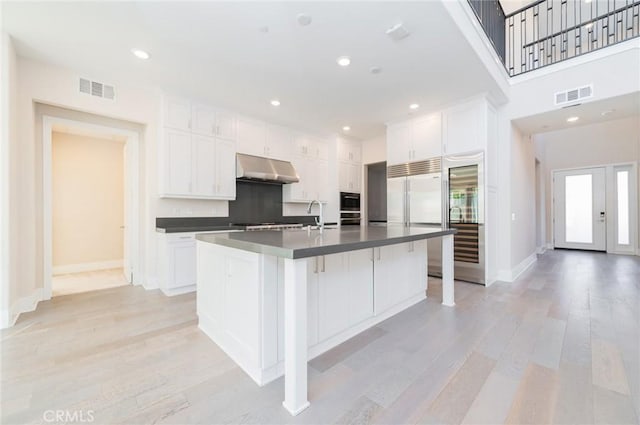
[2, 250, 638, 425]
[52, 268, 129, 297]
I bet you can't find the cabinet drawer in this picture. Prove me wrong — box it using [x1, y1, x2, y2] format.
[166, 233, 196, 243]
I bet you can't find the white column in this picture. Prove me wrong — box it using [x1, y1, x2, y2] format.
[441, 234, 455, 307]
[282, 258, 310, 416]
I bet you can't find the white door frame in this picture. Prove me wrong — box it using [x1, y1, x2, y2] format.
[42, 116, 140, 300]
[551, 161, 638, 255]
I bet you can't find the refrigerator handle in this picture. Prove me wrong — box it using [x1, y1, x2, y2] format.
[405, 179, 411, 226]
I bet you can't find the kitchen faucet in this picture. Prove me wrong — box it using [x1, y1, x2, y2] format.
[307, 200, 324, 232]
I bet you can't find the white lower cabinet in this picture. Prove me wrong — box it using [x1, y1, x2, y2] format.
[157, 232, 198, 296]
[374, 241, 428, 314]
[197, 242, 425, 387]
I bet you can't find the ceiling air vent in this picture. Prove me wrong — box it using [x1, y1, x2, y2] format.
[79, 77, 115, 100]
[554, 84, 592, 106]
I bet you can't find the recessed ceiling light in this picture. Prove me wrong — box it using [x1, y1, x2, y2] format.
[297, 13, 312, 26]
[131, 48, 150, 60]
[409, 103, 420, 110]
[567, 116, 579, 123]
[337, 56, 351, 67]
[342, 126, 351, 131]
[601, 109, 615, 116]
[270, 99, 280, 107]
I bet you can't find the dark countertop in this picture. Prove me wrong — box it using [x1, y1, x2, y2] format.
[196, 226, 457, 259]
[156, 225, 244, 233]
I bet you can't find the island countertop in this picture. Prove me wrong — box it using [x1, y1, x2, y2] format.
[195, 226, 456, 259]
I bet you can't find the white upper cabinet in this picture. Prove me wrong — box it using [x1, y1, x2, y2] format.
[160, 95, 237, 199]
[284, 134, 330, 203]
[338, 139, 362, 163]
[215, 139, 237, 199]
[237, 119, 292, 160]
[165, 97, 192, 132]
[265, 124, 292, 161]
[237, 116, 266, 157]
[165, 129, 193, 194]
[192, 103, 237, 140]
[386, 112, 442, 165]
[191, 103, 217, 137]
[412, 113, 442, 159]
[442, 99, 487, 155]
[386, 122, 411, 166]
[338, 138, 362, 193]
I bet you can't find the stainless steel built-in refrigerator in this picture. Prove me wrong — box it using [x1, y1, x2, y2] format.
[387, 153, 485, 285]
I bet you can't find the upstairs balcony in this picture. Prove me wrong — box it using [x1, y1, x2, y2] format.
[468, 0, 640, 77]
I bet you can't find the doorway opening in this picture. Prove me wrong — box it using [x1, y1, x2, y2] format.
[552, 163, 637, 254]
[43, 117, 139, 298]
[365, 161, 387, 225]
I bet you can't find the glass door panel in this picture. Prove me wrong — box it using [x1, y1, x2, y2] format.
[564, 174, 593, 244]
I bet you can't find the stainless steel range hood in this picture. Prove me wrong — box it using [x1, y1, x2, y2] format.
[236, 153, 299, 184]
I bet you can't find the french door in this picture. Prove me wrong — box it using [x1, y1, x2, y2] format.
[554, 167, 606, 251]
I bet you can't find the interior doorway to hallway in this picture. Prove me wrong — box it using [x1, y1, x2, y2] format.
[553, 164, 637, 255]
[43, 117, 140, 298]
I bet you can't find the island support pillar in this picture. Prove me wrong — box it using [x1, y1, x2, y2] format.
[442, 234, 455, 306]
[282, 258, 311, 415]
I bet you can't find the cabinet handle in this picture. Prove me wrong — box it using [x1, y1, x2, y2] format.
[188, 119, 192, 129]
[314, 257, 318, 274]
[369, 249, 374, 262]
[178, 236, 192, 240]
[322, 256, 326, 272]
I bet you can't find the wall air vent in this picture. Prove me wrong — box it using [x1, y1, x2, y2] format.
[554, 84, 592, 106]
[79, 77, 115, 100]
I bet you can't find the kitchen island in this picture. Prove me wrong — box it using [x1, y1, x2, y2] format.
[196, 226, 456, 416]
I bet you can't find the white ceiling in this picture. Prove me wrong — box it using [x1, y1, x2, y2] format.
[3, 1, 504, 140]
[513, 93, 640, 135]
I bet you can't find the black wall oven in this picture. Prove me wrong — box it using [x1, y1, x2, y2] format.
[340, 192, 361, 211]
[340, 192, 361, 226]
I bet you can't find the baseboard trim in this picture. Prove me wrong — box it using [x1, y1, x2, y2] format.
[161, 285, 196, 296]
[53, 260, 123, 275]
[1, 288, 45, 329]
[536, 245, 546, 255]
[496, 252, 538, 283]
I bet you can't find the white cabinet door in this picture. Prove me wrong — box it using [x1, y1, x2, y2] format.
[318, 254, 349, 341]
[338, 161, 350, 192]
[165, 129, 192, 194]
[346, 249, 374, 326]
[407, 240, 428, 296]
[215, 110, 237, 141]
[265, 124, 292, 160]
[349, 163, 361, 193]
[338, 140, 362, 163]
[237, 117, 265, 157]
[171, 241, 197, 288]
[191, 103, 216, 137]
[387, 123, 411, 165]
[215, 139, 237, 199]
[443, 102, 486, 155]
[165, 97, 192, 131]
[373, 244, 412, 313]
[193, 135, 217, 196]
[412, 113, 442, 160]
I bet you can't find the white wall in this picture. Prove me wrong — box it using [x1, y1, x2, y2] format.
[1, 31, 18, 327]
[509, 43, 640, 120]
[51, 132, 124, 269]
[510, 124, 537, 269]
[533, 115, 640, 248]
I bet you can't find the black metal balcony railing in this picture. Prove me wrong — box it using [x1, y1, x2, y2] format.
[468, 0, 640, 77]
